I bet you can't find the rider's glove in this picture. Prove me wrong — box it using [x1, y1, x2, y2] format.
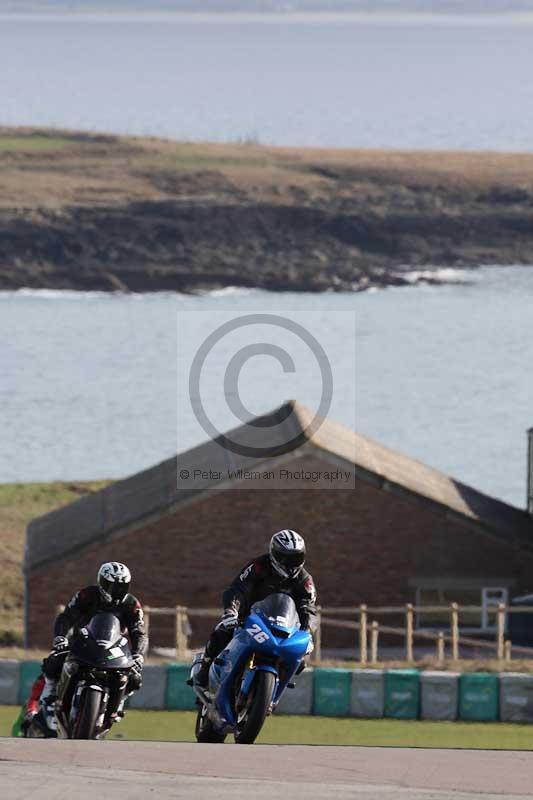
[305, 637, 314, 656]
[52, 635, 69, 652]
[131, 654, 144, 677]
[217, 609, 239, 632]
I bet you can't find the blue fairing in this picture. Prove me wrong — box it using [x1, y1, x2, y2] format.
[208, 599, 310, 730]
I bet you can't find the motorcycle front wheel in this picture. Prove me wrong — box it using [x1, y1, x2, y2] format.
[73, 687, 102, 739]
[234, 670, 275, 745]
[195, 704, 226, 743]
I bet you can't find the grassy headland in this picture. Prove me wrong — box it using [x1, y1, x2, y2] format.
[2, 127, 533, 293]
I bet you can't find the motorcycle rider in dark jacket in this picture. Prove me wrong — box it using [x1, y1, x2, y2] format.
[195, 529, 317, 688]
[39, 562, 148, 717]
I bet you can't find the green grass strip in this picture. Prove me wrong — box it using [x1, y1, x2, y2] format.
[1, 706, 532, 749]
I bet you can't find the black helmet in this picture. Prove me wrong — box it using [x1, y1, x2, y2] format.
[97, 562, 131, 605]
[270, 530, 306, 579]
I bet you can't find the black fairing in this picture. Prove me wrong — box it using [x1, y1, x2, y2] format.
[252, 593, 300, 630]
[70, 612, 134, 669]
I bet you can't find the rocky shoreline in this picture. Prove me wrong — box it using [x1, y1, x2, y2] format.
[1, 128, 533, 293]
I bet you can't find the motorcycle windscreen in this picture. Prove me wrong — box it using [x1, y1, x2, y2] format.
[70, 612, 133, 668]
[251, 593, 300, 633]
[86, 612, 123, 644]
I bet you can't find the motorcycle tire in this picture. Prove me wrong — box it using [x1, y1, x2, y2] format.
[234, 670, 275, 745]
[73, 687, 101, 740]
[195, 704, 226, 744]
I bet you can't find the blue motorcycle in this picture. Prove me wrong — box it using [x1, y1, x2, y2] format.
[190, 593, 310, 744]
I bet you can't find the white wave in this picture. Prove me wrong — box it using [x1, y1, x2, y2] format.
[203, 286, 254, 298]
[0, 288, 123, 300]
[0, 286, 260, 302]
[0, 288, 185, 301]
[0, 271, 472, 301]
[401, 268, 472, 285]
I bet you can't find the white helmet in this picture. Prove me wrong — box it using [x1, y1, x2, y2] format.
[269, 530, 306, 579]
[97, 562, 131, 605]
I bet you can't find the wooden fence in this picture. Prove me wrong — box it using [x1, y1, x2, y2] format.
[143, 603, 533, 665]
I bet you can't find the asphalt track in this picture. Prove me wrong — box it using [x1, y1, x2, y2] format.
[1, 738, 533, 800]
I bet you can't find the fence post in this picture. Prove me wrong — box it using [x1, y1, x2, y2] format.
[370, 621, 379, 665]
[314, 606, 322, 663]
[436, 631, 445, 665]
[450, 603, 459, 661]
[405, 603, 414, 662]
[497, 603, 506, 661]
[504, 639, 512, 664]
[359, 604, 368, 666]
[175, 605, 187, 660]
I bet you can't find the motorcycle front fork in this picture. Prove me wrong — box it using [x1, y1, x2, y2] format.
[102, 674, 129, 730]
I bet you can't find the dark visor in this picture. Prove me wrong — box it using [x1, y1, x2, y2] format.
[277, 551, 305, 569]
[102, 578, 129, 601]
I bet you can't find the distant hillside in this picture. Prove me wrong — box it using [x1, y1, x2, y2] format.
[4, 0, 533, 13]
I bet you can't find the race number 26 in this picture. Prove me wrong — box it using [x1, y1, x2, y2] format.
[246, 623, 268, 644]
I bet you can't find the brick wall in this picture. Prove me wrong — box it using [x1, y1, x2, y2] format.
[27, 452, 533, 648]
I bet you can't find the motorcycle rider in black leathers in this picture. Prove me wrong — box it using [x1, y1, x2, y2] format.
[195, 529, 317, 689]
[39, 561, 148, 718]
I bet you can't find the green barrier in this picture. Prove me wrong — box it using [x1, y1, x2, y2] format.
[165, 663, 196, 710]
[459, 673, 499, 721]
[313, 668, 351, 717]
[384, 669, 420, 719]
[18, 660, 42, 704]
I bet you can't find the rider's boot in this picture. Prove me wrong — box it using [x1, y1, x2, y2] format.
[39, 677, 57, 723]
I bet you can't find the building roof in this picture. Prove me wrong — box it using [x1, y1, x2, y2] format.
[25, 401, 533, 572]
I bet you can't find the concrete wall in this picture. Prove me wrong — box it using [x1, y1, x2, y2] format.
[276, 668, 313, 715]
[420, 671, 459, 720]
[128, 665, 167, 710]
[0, 660, 20, 705]
[4, 661, 533, 724]
[500, 673, 533, 722]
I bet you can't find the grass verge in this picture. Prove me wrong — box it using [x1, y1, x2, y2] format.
[1, 707, 532, 748]
[0, 481, 112, 642]
[0, 136, 72, 152]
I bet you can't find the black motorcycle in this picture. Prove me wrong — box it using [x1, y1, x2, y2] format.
[55, 611, 135, 739]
